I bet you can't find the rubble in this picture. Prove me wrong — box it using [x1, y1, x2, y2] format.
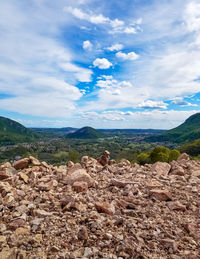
[0, 153, 199, 258]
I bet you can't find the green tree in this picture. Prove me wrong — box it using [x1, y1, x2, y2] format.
[150, 146, 170, 163]
[168, 149, 180, 162]
[137, 152, 150, 165]
[68, 150, 80, 163]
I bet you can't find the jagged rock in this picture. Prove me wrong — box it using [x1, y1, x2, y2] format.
[18, 172, 29, 183]
[0, 170, 10, 180]
[29, 156, 40, 166]
[168, 201, 186, 211]
[151, 162, 171, 176]
[0, 152, 199, 257]
[78, 226, 88, 241]
[73, 181, 88, 192]
[13, 158, 30, 170]
[177, 153, 190, 162]
[66, 169, 94, 187]
[149, 189, 172, 201]
[98, 150, 110, 166]
[8, 219, 27, 231]
[110, 178, 130, 188]
[95, 202, 115, 215]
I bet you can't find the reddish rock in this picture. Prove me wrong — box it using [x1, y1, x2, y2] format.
[13, 158, 30, 170]
[168, 201, 186, 211]
[29, 156, 40, 166]
[151, 162, 171, 176]
[98, 150, 110, 166]
[147, 180, 163, 188]
[150, 189, 172, 201]
[95, 202, 115, 215]
[73, 181, 88, 192]
[111, 178, 130, 188]
[8, 219, 27, 231]
[78, 226, 88, 241]
[170, 165, 185, 176]
[177, 153, 190, 162]
[0, 170, 10, 180]
[19, 172, 29, 183]
[66, 169, 94, 187]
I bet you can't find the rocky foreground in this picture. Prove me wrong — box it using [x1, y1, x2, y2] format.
[0, 151, 200, 259]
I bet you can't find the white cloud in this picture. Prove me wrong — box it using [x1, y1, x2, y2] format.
[59, 62, 92, 82]
[116, 51, 139, 61]
[66, 6, 141, 34]
[136, 100, 168, 109]
[107, 43, 123, 51]
[80, 110, 200, 129]
[171, 97, 197, 107]
[93, 58, 112, 69]
[184, 1, 200, 32]
[83, 40, 93, 50]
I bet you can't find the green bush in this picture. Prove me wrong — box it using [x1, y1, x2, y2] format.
[137, 152, 150, 165]
[168, 149, 180, 162]
[150, 146, 170, 163]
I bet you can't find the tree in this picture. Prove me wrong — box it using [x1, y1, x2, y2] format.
[68, 150, 80, 163]
[137, 152, 150, 165]
[150, 146, 170, 163]
[168, 149, 180, 162]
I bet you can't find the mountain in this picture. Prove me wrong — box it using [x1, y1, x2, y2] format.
[66, 126, 105, 139]
[0, 116, 37, 144]
[147, 113, 200, 143]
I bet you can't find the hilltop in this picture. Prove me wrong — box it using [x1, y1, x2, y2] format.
[0, 116, 37, 144]
[0, 151, 199, 258]
[148, 112, 200, 143]
[66, 126, 105, 139]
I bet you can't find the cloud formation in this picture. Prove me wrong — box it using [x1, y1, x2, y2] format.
[116, 51, 139, 61]
[93, 58, 112, 69]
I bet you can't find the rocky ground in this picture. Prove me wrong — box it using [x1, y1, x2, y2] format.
[0, 151, 200, 259]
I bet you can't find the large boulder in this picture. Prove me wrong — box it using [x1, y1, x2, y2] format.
[13, 158, 30, 170]
[151, 162, 171, 177]
[65, 169, 94, 187]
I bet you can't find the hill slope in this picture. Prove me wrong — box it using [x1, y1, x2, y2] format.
[66, 126, 105, 139]
[0, 116, 37, 144]
[147, 113, 200, 143]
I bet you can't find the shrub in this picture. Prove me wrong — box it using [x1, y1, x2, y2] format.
[168, 149, 180, 162]
[150, 146, 170, 163]
[137, 152, 150, 165]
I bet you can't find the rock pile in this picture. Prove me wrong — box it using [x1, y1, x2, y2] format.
[0, 153, 200, 258]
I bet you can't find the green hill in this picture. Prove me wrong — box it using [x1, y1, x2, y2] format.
[0, 116, 37, 144]
[147, 113, 200, 144]
[66, 126, 106, 139]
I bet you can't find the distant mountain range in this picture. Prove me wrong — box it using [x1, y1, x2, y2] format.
[66, 126, 105, 139]
[0, 116, 37, 144]
[147, 113, 200, 143]
[1, 113, 200, 143]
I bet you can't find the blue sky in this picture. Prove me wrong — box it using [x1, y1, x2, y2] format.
[0, 0, 200, 129]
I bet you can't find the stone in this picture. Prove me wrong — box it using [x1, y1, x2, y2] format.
[98, 150, 110, 166]
[68, 161, 74, 168]
[170, 166, 185, 176]
[149, 189, 172, 201]
[73, 181, 88, 192]
[29, 156, 41, 166]
[34, 209, 52, 218]
[0, 170, 10, 180]
[78, 226, 88, 241]
[95, 202, 115, 215]
[15, 227, 30, 235]
[168, 201, 186, 211]
[147, 180, 163, 188]
[0, 235, 7, 243]
[151, 162, 171, 176]
[111, 178, 130, 188]
[8, 219, 27, 231]
[177, 153, 190, 162]
[19, 172, 29, 183]
[66, 169, 94, 187]
[13, 158, 30, 170]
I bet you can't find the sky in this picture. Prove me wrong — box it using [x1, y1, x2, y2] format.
[0, 0, 200, 129]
